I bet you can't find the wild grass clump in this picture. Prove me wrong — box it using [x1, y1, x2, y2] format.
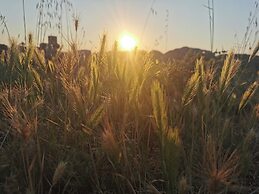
[0, 35, 258, 193]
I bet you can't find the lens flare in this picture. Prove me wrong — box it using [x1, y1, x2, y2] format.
[119, 34, 137, 51]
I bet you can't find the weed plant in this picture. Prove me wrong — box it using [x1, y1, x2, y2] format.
[0, 33, 258, 194]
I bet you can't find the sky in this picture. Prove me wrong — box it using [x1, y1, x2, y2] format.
[0, 0, 258, 52]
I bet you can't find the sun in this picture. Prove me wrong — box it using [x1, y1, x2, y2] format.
[119, 33, 138, 51]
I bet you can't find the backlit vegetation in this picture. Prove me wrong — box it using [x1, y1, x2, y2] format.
[0, 0, 259, 193]
[0, 36, 258, 193]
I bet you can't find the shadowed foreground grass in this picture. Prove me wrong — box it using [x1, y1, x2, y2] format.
[0, 37, 258, 194]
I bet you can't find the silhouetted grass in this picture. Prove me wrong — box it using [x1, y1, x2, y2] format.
[0, 34, 258, 194]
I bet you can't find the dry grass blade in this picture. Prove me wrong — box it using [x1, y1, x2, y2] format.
[249, 41, 259, 62]
[182, 58, 206, 106]
[219, 52, 240, 93]
[113, 173, 136, 194]
[146, 184, 162, 194]
[101, 120, 121, 161]
[239, 81, 258, 111]
[151, 80, 168, 134]
[89, 103, 105, 127]
[201, 136, 240, 193]
[182, 67, 199, 106]
[52, 161, 67, 186]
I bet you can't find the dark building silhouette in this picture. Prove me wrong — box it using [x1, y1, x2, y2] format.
[78, 49, 91, 61]
[39, 36, 60, 59]
[48, 36, 59, 46]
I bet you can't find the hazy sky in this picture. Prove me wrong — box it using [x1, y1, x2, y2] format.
[0, 0, 258, 52]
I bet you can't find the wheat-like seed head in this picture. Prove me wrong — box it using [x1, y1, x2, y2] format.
[52, 161, 67, 186]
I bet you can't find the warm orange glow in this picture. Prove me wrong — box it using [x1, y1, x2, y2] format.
[119, 33, 137, 51]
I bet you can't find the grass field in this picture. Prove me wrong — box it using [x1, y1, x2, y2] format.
[0, 35, 258, 194]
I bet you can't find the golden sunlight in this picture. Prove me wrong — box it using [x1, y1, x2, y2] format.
[119, 33, 137, 51]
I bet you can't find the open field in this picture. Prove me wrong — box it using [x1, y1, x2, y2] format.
[0, 37, 258, 193]
[0, 0, 259, 193]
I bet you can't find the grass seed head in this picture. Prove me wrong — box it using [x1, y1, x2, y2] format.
[52, 161, 67, 186]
